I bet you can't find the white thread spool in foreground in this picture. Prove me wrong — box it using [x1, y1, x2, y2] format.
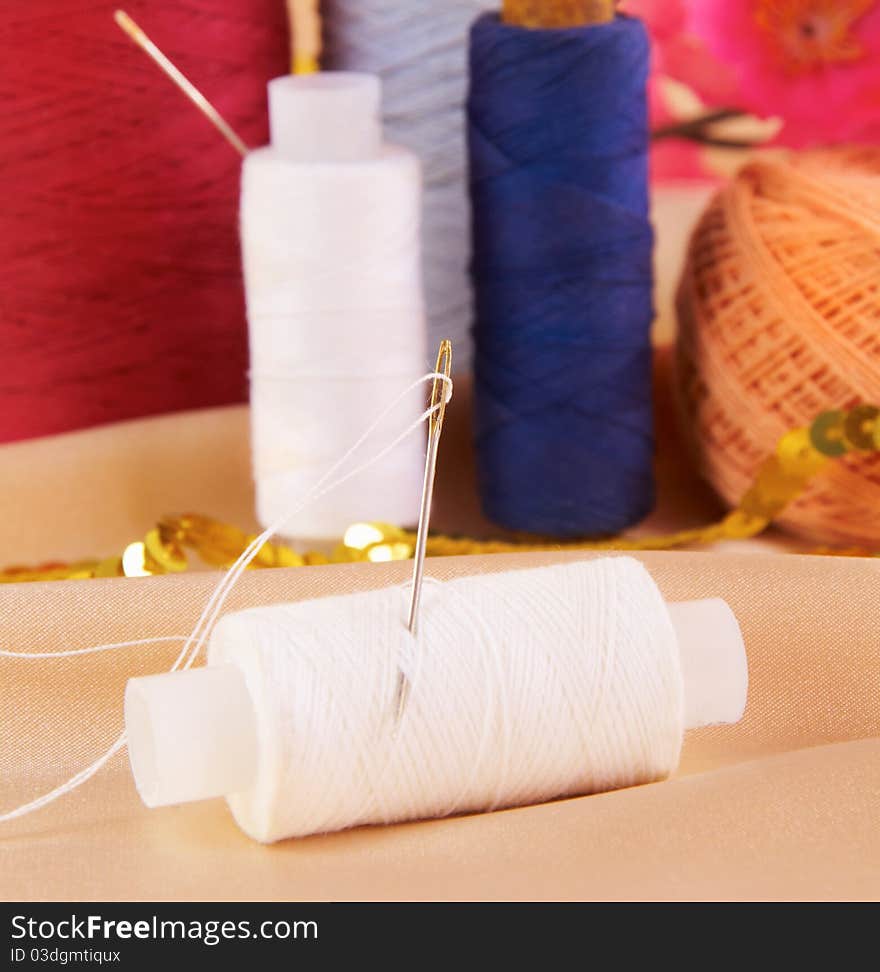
[125, 558, 747, 843]
[241, 73, 427, 540]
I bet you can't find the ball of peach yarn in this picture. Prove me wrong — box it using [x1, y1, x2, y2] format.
[675, 148, 880, 547]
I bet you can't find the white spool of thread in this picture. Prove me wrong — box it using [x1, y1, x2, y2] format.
[323, 1, 495, 369]
[241, 73, 427, 540]
[125, 558, 747, 843]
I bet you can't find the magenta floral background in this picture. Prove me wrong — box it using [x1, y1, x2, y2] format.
[622, 0, 880, 181]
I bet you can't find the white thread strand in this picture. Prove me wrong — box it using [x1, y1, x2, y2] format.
[177, 372, 452, 676]
[0, 637, 186, 659]
[0, 373, 451, 825]
[0, 736, 129, 824]
[211, 557, 684, 842]
[324, 0, 495, 367]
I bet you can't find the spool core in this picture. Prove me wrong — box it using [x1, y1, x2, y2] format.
[502, 0, 616, 28]
[125, 597, 747, 809]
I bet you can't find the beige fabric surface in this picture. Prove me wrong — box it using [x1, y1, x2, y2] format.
[2, 545, 879, 901]
[1, 344, 878, 900]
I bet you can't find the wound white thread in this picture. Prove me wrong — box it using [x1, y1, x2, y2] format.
[208, 556, 684, 842]
[242, 73, 427, 540]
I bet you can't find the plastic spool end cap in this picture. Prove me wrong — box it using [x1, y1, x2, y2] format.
[267, 72, 382, 162]
[668, 598, 748, 729]
[125, 666, 258, 808]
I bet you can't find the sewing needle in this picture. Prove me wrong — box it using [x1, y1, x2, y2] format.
[397, 340, 453, 719]
[114, 10, 250, 158]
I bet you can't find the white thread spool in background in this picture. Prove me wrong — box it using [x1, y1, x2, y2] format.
[125, 558, 747, 843]
[241, 73, 427, 539]
[323, 1, 494, 370]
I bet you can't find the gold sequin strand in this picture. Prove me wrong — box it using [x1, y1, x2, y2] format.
[0, 515, 320, 584]
[3, 404, 879, 584]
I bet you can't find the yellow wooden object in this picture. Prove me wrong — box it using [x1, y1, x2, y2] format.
[502, 0, 616, 28]
[288, 0, 322, 74]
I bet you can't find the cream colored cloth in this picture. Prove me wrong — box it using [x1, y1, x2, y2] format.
[1, 342, 877, 900]
[2, 546, 879, 901]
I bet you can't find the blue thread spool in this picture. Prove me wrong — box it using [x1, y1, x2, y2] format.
[468, 13, 655, 537]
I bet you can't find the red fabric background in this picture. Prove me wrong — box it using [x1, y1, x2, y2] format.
[0, 1, 288, 443]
